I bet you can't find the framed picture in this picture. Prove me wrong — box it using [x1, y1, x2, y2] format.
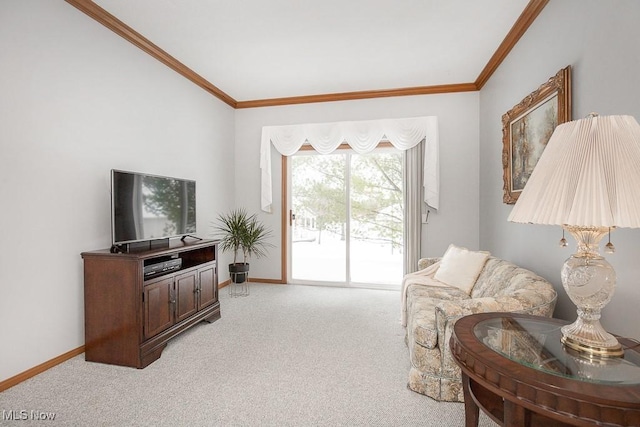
[502, 66, 571, 204]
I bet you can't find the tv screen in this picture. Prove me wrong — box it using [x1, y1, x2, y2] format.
[111, 170, 196, 245]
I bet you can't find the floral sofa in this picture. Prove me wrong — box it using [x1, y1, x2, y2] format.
[402, 251, 557, 402]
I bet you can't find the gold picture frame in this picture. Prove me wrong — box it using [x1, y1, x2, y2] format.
[502, 66, 572, 204]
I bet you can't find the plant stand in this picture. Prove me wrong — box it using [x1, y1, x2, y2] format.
[228, 263, 250, 298]
[229, 274, 249, 297]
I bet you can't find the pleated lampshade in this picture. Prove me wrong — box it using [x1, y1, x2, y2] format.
[508, 114, 640, 228]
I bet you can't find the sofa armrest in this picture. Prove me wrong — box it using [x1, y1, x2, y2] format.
[435, 296, 529, 339]
[418, 257, 441, 270]
[432, 296, 526, 378]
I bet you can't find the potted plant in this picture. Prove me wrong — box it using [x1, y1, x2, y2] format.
[212, 208, 273, 286]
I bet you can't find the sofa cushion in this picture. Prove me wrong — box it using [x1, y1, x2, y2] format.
[434, 244, 490, 294]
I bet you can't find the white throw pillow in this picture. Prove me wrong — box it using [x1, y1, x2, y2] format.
[433, 244, 490, 294]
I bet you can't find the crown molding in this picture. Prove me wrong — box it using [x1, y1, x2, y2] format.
[64, 0, 237, 108]
[234, 83, 478, 109]
[475, 0, 550, 89]
[65, 0, 548, 109]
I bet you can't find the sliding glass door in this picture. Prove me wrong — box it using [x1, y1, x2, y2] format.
[290, 148, 403, 289]
[291, 152, 347, 283]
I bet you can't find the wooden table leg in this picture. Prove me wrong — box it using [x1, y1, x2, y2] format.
[461, 373, 480, 427]
[504, 399, 529, 427]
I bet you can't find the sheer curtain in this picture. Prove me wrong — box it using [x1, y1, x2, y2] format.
[260, 116, 439, 275]
[403, 119, 440, 273]
[404, 141, 424, 274]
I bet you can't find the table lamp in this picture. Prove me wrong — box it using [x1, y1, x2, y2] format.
[508, 114, 640, 358]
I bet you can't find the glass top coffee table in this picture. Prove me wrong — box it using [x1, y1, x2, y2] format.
[451, 313, 640, 427]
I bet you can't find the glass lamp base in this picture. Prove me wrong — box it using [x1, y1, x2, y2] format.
[560, 226, 624, 359]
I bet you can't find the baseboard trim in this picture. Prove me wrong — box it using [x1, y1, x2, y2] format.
[220, 278, 287, 288]
[248, 278, 287, 284]
[0, 346, 85, 392]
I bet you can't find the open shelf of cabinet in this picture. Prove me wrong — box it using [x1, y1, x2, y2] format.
[81, 239, 220, 368]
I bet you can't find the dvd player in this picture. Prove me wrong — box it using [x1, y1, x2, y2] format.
[144, 258, 182, 278]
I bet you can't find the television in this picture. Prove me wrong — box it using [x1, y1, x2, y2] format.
[111, 169, 196, 249]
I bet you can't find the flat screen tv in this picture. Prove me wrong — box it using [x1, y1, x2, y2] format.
[111, 169, 196, 247]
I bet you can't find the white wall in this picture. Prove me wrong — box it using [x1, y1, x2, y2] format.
[479, 0, 640, 339]
[0, 1, 235, 382]
[234, 93, 481, 281]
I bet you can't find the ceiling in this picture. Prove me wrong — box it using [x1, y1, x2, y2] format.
[81, 0, 536, 106]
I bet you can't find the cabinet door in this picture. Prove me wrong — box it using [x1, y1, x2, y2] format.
[175, 271, 198, 323]
[198, 264, 217, 310]
[144, 277, 174, 340]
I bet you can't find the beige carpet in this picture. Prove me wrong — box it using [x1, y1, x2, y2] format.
[0, 283, 497, 426]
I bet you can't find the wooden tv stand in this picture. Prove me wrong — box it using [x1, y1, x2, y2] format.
[81, 239, 221, 368]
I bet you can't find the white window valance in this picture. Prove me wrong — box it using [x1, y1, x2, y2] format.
[260, 116, 439, 212]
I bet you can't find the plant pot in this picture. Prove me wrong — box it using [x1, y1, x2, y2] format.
[229, 262, 249, 284]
